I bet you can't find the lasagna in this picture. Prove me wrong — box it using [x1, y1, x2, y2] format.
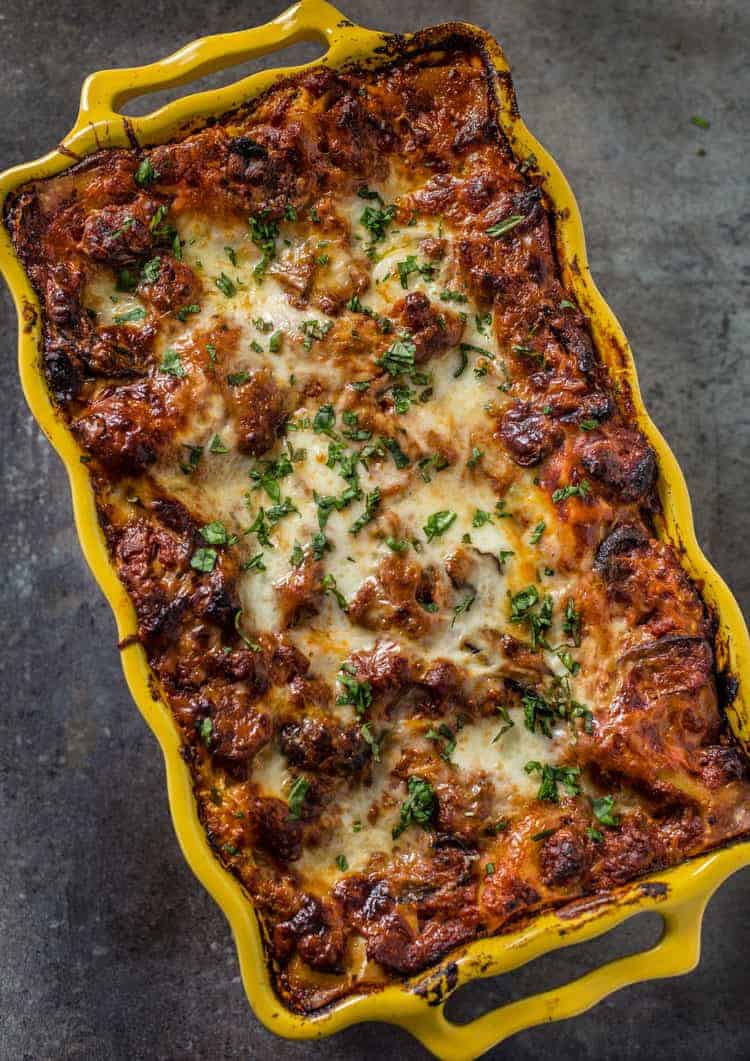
[7, 32, 750, 1014]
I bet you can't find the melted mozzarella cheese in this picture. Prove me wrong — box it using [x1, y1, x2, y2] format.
[93, 175, 598, 892]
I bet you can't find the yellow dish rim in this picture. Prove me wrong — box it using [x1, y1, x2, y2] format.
[1, 3, 749, 1057]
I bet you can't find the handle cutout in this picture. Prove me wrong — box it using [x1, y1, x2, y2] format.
[121, 38, 327, 117]
[444, 911, 664, 1026]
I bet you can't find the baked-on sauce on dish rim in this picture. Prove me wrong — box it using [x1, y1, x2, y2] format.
[7, 36, 749, 1013]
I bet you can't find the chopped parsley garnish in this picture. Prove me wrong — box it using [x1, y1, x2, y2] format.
[160, 348, 186, 377]
[426, 722, 456, 761]
[559, 299, 578, 311]
[396, 255, 436, 289]
[241, 552, 266, 572]
[234, 608, 261, 653]
[301, 318, 333, 350]
[530, 520, 546, 544]
[215, 272, 237, 297]
[690, 115, 710, 129]
[350, 487, 381, 534]
[377, 337, 416, 376]
[452, 592, 476, 627]
[360, 721, 381, 763]
[509, 585, 539, 618]
[312, 403, 336, 433]
[249, 211, 279, 280]
[475, 312, 492, 335]
[472, 508, 493, 528]
[140, 256, 161, 284]
[311, 532, 329, 560]
[346, 295, 393, 333]
[336, 665, 373, 717]
[592, 795, 620, 828]
[382, 437, 410, 469]
[177, 303, 200, 322]
[224, 245, 237, 267]
[335, 854, 349, 872]
[467, 447, 484, 468]
[552, 480, 591, 503]
[498, 549, 514, 570]
[509, 586, 553, 649]
[557, 649, 580, 675]
[269, 330, 283, 353]
[209, 434, 228, 455]
[563, 598, 582, 646]
[249, 453, 293, 502]
[385, 537, 410, 553]
[417, 453, 449, 482]
[579, 418, 599, 431]
[284, 203, 298, 221]
[134, 158, 158, 186]
[198, 716, 213, 746]
[423, 510, 457, 541]
[116, 268, 138, 292]
[180, 444, 203, 475]
[340, 411, 371, 441]
[200, 521, 229, 545]
[492, 706, 515, 742]
[524, 761, 582, 802]
[360, 202, 396, 245]
[357, 185, 384, 203]
[190, 547, 217, 573]
[521, 687, 556, 737]
[289, 541, 304, 568]
[485, 862, 496, 876]
[227, 371, 250, 386]
[587, 827, 604, 842]
[287, 776, 309, 820]
[486, 213, 525, 238]
[322, 572, 348, 611]
[392, 776, 437, 839]
[113, 306, 146, 324]
[440, 289, 467, 303]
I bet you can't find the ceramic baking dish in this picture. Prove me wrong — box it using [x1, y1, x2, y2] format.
[1, 2, 749, 1056]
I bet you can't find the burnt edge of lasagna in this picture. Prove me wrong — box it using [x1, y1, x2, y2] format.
[6, 30, 749, 1014]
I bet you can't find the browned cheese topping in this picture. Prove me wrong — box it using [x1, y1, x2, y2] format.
[7, 38, 749, 1012]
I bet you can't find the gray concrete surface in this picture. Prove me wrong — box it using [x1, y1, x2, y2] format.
[1, 1, 748, 1058]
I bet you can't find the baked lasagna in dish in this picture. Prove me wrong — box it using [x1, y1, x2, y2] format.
[7, 33, 750, 1013]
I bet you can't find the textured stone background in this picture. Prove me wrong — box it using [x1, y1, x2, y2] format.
[1, 1, 748, 1058]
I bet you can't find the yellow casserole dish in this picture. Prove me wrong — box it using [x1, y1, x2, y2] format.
[1, 2, 749, 1056]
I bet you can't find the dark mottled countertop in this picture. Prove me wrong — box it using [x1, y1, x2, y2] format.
[1, 1, 748, 1058]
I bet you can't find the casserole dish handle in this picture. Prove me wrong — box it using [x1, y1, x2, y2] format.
[68, 0, 378, 135]
[399, 889, 710, 1060]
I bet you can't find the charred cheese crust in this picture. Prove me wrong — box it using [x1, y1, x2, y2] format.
[7, 39, 750, 1013]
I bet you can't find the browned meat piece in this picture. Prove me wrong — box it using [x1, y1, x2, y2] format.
[279, 717, 370, 775]
[80, 197, 159, 266]
[499, 401, 563, 466]
[699, 745, 748, 789]
[593, 523, 649, 581]
[348, 554, 439, 637]
[594, 813, 666, 888]
[579, 426, 656, 502]
[208, 691, 273, 772]
[72, 379, 176, 472]
[587, 636, 719, 795]
[273, 895, 346, 971]
[45, 262, 83, 326]
[138, 253, 200, 312]
[390, 291, 464, 364]
[245, 793, 303, 862]
[539, 827, 588, 886]
[228, 367, 288, 456]
[274, 556, 323, 628]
